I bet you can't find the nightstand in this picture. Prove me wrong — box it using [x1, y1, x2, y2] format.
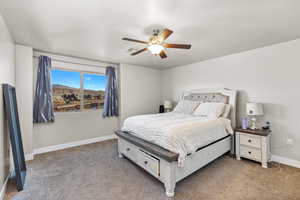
[235, 128, 271, 168]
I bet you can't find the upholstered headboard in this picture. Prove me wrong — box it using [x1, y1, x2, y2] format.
[182, 88, 237, 128]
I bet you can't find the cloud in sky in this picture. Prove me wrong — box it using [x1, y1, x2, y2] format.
[85, 76, 92, 81]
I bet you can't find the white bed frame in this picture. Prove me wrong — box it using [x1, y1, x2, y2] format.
[117, 88, 237, 197]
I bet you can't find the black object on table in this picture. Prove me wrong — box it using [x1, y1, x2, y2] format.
[159, 105, 165, 113]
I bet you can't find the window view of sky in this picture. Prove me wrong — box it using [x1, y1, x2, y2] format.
[83, 73, 106, 91]
[51, 69, 106, 91]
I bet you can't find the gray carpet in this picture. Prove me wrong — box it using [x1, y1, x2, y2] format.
[6, 139, 300, 200]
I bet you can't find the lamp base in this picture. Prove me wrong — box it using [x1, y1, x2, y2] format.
[165, 108, 172, 113]
[249, 117, 257, 130]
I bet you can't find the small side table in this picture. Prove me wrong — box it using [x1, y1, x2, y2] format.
[235, 128, 271, 168]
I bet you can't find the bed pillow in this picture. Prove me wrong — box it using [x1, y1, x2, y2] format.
[193, 102, 225, 118]
[173, 100, 200, 114]
[221, 104, 231, 118]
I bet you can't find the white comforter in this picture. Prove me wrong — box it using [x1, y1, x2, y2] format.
[121, 112, 233, 166]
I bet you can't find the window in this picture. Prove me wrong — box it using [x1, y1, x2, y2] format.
[51, 69, 106, 112]
[83, 73, 106, 109]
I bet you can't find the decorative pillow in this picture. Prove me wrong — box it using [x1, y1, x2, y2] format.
[193, 102, 225, 118]
[173, 100, 201, 114]
[221, 104, 231, 118]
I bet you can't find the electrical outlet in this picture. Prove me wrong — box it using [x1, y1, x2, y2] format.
[287, 138, 293, 145]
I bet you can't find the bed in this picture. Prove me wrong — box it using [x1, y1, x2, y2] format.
[116, 88, 237, 197]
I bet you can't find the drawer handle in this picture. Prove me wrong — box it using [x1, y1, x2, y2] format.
[144, 161, 148, 165]
[248, 139, 252, 143]
[126, 148, 130, 151]
[248, 151, 252, 154]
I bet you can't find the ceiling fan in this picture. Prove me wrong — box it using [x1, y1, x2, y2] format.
[122, 29, 191, 59]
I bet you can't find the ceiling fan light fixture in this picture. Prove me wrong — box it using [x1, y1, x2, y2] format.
[148, 44, 164, 55]
[122, 28, 191, 59]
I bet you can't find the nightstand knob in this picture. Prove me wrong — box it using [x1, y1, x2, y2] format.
[248, 151, 252, 154]
[144, 161, 148, 165]
[126, 148, 130, 151]
[248, 139, 252, 143]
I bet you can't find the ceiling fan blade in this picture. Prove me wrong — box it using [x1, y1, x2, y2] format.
[122, 38, 148, 44]
[158, 29, 173, 41]
[131, 48, 148, 56]
[159, 50, 167, 59]
[163, 43, 192, 49]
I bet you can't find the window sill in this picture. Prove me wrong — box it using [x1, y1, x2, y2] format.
[54, 109, 104, 116]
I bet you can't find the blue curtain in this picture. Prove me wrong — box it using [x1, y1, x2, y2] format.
[33, 56, 55, 123]
[103, 66, 118, 117]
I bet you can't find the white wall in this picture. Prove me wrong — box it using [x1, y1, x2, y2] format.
[120, 64, 161, 124]
[16, 45, 33, 155]
[0, 12, 15, 197]
[33, 112, 119, 149]
[162, 39, 300, 162]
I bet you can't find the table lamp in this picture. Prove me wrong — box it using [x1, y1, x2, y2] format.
[246, 103, 263, 130]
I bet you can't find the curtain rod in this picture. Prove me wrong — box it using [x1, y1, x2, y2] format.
[33, 50, 118, 69]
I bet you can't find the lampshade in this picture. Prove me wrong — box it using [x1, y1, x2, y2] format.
[164, 100, 172, 109]
[148, 44, 164, 55]
[246, 103, 263, 116]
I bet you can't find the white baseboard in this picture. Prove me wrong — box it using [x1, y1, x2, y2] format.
[25, 153, 34, 161]
[0, 174, 10, 200]
[33, 134, 117, 155]
[272, 155, 300, 168]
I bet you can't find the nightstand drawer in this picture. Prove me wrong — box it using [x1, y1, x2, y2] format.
[240, 146, 261, 161]
[239, 133, 261, 148]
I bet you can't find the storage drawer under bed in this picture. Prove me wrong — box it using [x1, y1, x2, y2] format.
[118, 139, 138, 162]
[119, 138, 160, 177]
[137, 149, 160, 177]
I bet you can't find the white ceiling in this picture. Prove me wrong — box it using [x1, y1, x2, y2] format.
[1, 0, 300, 68]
